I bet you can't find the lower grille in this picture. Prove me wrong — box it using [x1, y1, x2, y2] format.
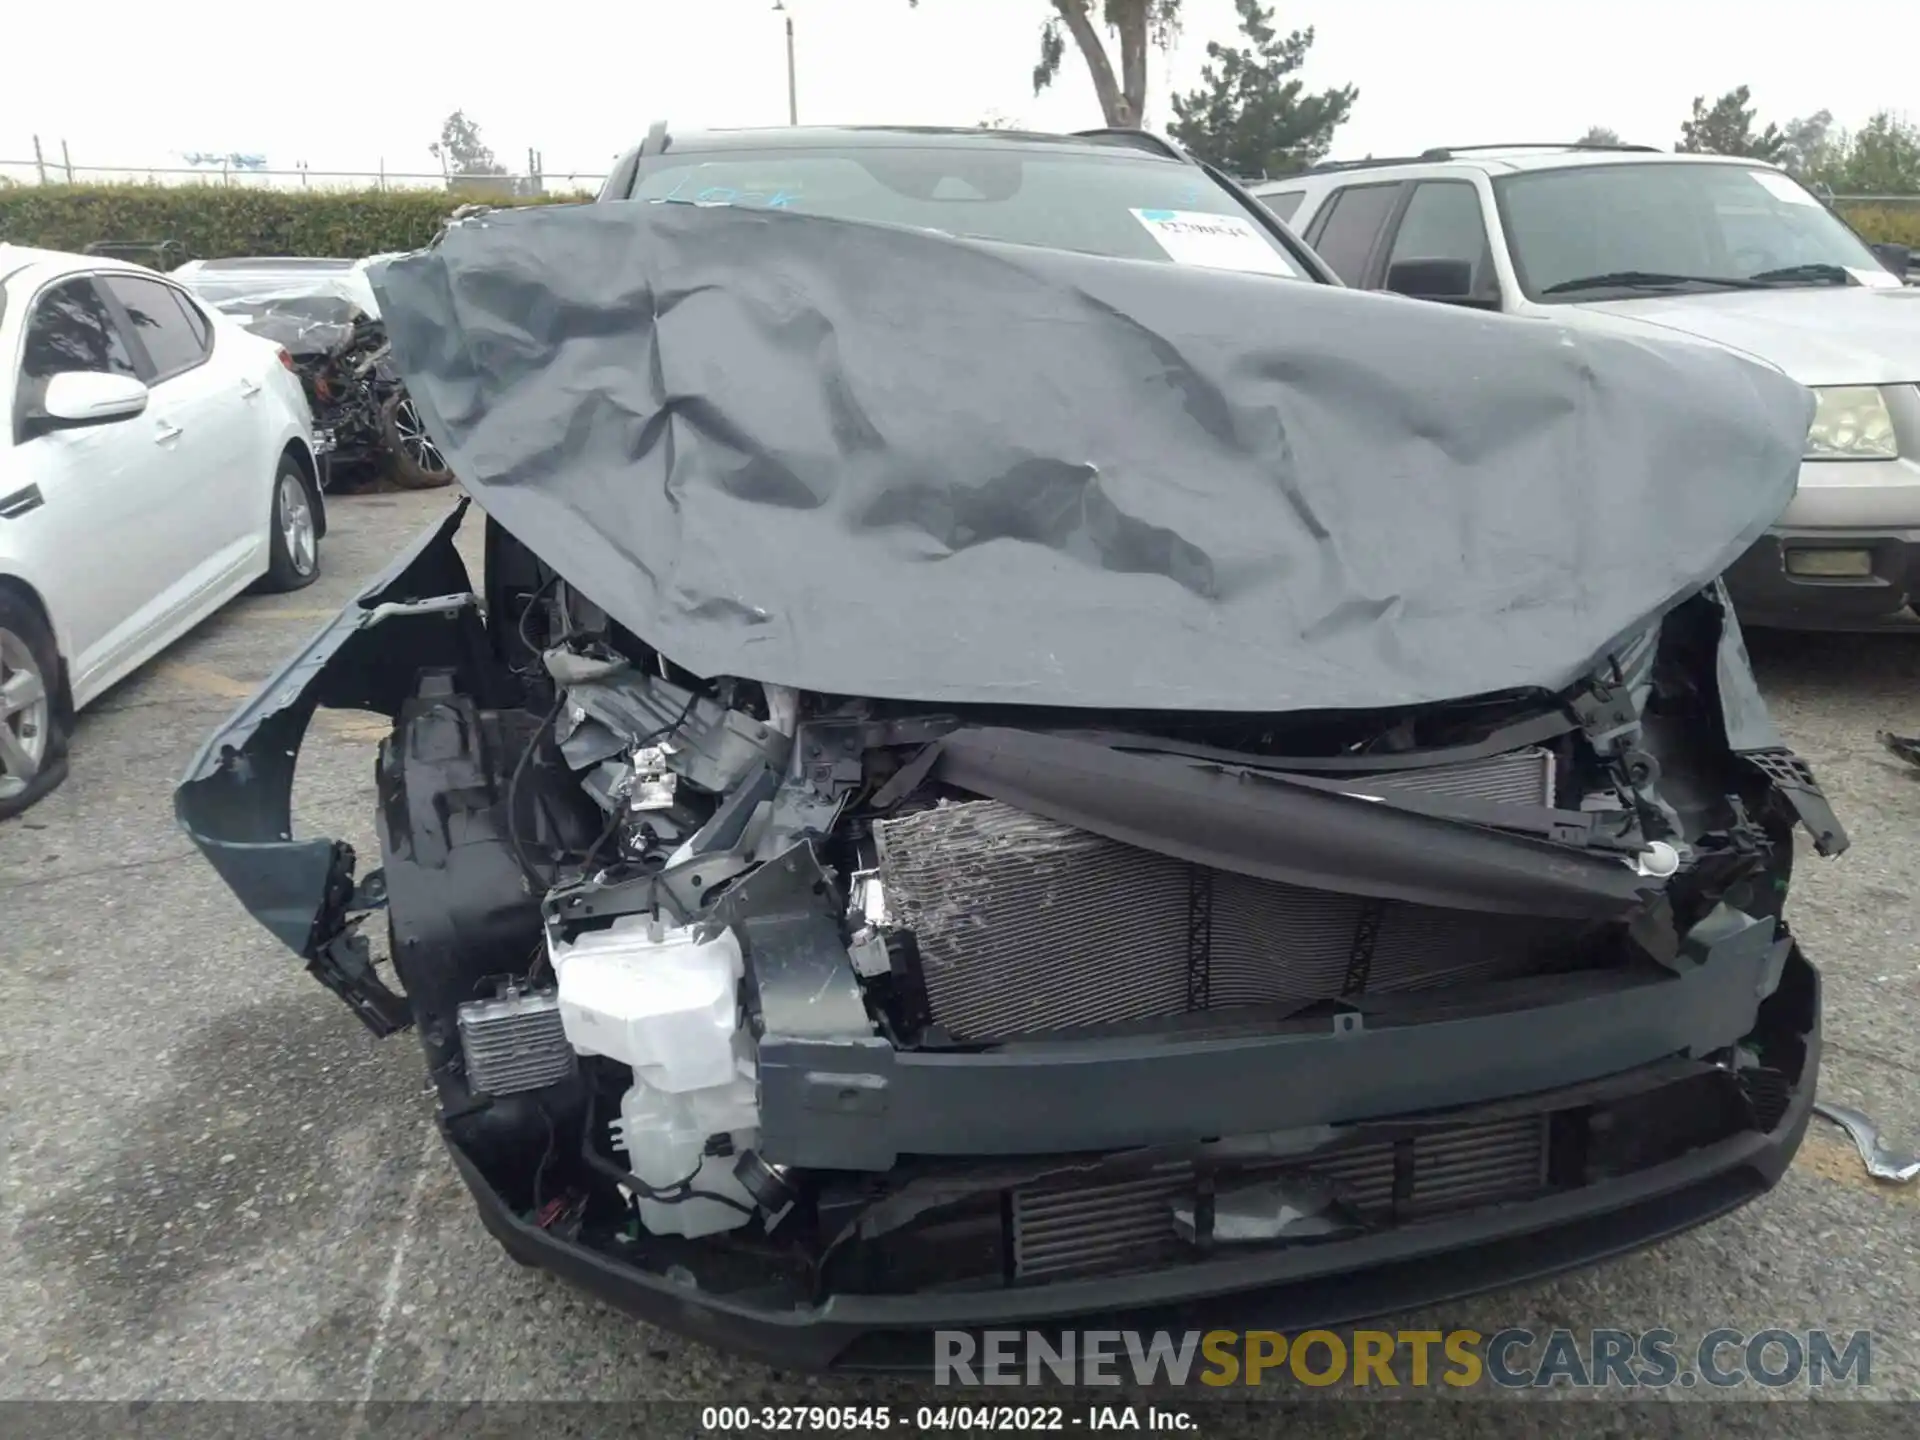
[1010, 1114, 1550, 1282]
[876, 748, 1569, 1040]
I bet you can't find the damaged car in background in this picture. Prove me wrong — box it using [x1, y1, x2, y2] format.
[176, 125, 1848, 1371]
[172, 256, 453, 490]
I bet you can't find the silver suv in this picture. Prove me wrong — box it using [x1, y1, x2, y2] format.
[1257, 145, 1920, 630]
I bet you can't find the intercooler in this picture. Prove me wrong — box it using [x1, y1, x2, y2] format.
[874, 747, 1567, 1040]
[1010, 1114, 1551, 1282]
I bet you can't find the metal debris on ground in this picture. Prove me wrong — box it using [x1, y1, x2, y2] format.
[1880, 731, 1920, 769]
[1814, 1101, 1920, 1183]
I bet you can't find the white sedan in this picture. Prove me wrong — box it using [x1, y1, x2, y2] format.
[0, 245, 325, 817]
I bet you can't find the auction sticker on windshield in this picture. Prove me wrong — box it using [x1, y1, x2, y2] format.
[1746, 170, 1817, 207]
[1131, 208, 1298, 276]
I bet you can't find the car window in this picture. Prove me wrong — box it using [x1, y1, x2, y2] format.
[1384, 181, 1498, 298]
[100, 275, 213, 383]
[20, 278, 139, 382]
[1261, 191, 1305, 223]
[628, 146, 1310, 278]
[1494, 161, 1888, 300]
[1305, 183, 1402, 284]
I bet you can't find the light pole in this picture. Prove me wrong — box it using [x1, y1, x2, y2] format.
[774, 1, 797, 125]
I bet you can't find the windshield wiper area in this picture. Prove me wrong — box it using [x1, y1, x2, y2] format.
[1746, 262, 1854, 286]
[1542, 271, 1766, 296]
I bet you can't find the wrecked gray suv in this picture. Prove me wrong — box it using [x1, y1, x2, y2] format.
[177, 125, 1846, 1371]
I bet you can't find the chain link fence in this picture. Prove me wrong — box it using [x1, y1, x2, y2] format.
[0, 156, 607, 195]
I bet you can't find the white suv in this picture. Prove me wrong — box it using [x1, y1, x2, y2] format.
[1256, 145, 1920, 629]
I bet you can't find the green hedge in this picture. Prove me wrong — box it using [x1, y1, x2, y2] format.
[3, 179, 1915, 265]
[1837, 202, 1920, 248]
[0, 182, 590, 261]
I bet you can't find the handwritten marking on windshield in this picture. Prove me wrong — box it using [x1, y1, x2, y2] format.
[657, 175, 803, 209]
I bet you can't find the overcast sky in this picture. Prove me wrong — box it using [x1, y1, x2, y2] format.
[3, 0, 1913, 184]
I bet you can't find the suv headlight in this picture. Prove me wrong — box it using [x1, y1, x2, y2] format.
[1805, 386, 1897, 460]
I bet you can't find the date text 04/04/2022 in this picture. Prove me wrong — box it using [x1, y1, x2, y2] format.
[698, 1405, 1196, 1431]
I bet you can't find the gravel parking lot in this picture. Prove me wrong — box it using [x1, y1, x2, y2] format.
[4, 488, 1918, 1422]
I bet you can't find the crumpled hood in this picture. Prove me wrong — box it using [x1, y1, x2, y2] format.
[1578, 284, 1920, 387]
[369, 200, 1812, 714]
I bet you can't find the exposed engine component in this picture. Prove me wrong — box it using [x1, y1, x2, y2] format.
[456, 989, 575, 1097]
[553, 918, 760, 1238]
[873, 795, 1577, 1041]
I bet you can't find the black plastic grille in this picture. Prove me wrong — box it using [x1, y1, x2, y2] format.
[1010, 1115, 1551, 1282]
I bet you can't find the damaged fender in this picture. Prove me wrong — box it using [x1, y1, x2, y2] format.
[174, 500, 487, 1034]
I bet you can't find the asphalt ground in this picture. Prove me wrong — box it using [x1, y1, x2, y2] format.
[3, 486, 1918, 1431]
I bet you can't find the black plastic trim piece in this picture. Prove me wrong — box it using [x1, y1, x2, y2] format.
[755, 934, 1790, 1170]
[932, 726, 1659, 920]
[443, 950, 1815, 1373]
[0, 484, 44, 520]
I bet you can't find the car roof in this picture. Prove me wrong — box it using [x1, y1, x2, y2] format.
[0, 243, 164, 290]
[634, 122, 1193, 164]
[1252, 146, 1780, 191]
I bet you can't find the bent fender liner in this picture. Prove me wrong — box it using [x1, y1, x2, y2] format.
[173, 500, 491, 1035]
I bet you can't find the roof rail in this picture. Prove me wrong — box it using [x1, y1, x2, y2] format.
[1417, 142, 1662, 158]
[1306, 141, 1661, 175]
[1303, 153, 1434, 174]
[1070, 127, 1187, 161]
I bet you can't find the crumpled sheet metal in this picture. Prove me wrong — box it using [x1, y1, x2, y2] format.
[370, 200, 1813, 712]
[1813, 1102, 1920, 1183]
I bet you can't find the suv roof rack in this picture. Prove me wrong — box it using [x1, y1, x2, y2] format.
[1419, 142, 1662, 158]
[1304, 141, 1661, 175]
[1070, 128, 1188, 161]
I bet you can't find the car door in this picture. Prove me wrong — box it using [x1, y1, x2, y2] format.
[5, 275, 175, 696]
[1301, 181, 1407, 286]
[1374, 180, 1505, 309]
[96, 273, 263, 599]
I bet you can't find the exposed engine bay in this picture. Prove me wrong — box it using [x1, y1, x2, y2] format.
[265, 513, 1832, 1314]
[174, 190, 1846, 1366]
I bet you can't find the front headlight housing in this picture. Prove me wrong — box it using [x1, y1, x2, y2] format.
[1805, 386, 1898, 460]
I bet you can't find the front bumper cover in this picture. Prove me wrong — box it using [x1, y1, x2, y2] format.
[447, 951, 1820, 1374]
[1726, 525, 1920, 629]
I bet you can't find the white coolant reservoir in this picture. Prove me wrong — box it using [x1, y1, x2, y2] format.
[551, 917, 743, 1091]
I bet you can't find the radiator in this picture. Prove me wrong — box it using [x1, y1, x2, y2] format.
[1011, 1114, 1550, 1282]
[875, 748, 1567, 1040]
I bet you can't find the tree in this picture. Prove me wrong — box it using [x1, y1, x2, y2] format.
[1577, 125, 1622, 147]
[911, 1, 1183, 127]
[430, 111, 507, 177]
[1833, 110, 1920, 194]
[1166, 1, 1355, 177]
[1676, 86, 1783, 161]
[1774, 110, 1835, 179]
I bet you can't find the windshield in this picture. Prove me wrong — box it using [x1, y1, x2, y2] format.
[628, 144, 1308, 278]
[1494, 161, 1889, 300]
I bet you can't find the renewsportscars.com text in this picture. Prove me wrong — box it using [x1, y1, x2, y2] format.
[934, 1327, 1872, 1390]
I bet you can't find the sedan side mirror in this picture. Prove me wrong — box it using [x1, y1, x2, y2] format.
[41, 372, 151, 427]
[1870, 242, 1911, 281]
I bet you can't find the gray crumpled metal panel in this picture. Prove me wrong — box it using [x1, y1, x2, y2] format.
[371, 200, 1811, 712]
